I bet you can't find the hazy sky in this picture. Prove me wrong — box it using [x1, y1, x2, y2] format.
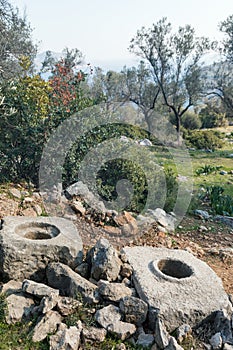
[11, 0, 233, 65]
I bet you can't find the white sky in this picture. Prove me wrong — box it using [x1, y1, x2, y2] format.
[11, 0, 233, 65]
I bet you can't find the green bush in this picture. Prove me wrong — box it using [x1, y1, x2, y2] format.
[195, 164, 222, 176]
[200, 185, 233, 216]
[184, 130, 224, 150]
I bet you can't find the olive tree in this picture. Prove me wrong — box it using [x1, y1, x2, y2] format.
[129, 18, 212, 142]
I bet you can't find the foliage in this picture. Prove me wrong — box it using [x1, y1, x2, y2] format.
[0, 0, 36, 80]
[170, 111, 202, 130]
[199, 104, 228, 128]
[195, 164, 222, 176]
[129, 17, 212, 140]
[200, 185, 233, 216]
[184, 130, 224, 150]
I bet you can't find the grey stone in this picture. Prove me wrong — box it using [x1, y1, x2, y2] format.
[32, 310, 62, 342]
[74, 262, 90, 279]
[0, 216, 83, 282]
[107, 321, 136, 340]
[90, 238, 122, 282]
[123, 247, 232, 331]
[9, 188, 21, 199]
[95, 304, 122, 329]
[119, 296, 148, 325]
[0, 280, 22, 296]
[154, 317, 170, 348]
[139, 138, 153, 146]
[46, 262, 99, 304]
[71, 200, 86, 216]
[49, 322, 82, 350]
[136, 333, 155, 347]
[82, 326, 107, 343]
[194, 209, 211, 219]
[98, 281, 133, 302]
[146, 208, 176, 231]
[220, 170, 228, 175]
[165, 336, 184, 350]
[22, 279, 59, 298]
[209, 332, 223, 350]
[224, 344, 233, 350]
[5, 292, 34, 324]
[215, 216, 233, 228]
[39, 294, 59, 314]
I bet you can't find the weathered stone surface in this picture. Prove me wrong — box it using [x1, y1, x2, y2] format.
[114, 211, 137, 227]
[119, 296, 148, 325]
[39, 294, 59, 314]
[9, 188, 21, 199]
[82, 326, 107, 343]
[95, 304, 121, 329]
[165, 336, 184, 350]
[71, 200, 86, 216]
[123, 246, 232, 331]
[120, 263, 133, 278]
[90, 238, 122, 282]
[209, 332, 223, 350]
[98, 281, 133, 302]
[56, 296, 82, 316]
[32, 310, 62, 342]
[0, 280, 22, 296]
[75, 262, 90, 279]
[154, 317, 170, 349]
[136, 333, 155, 347]
[5, 292, 34, 324]
[224, 344, 233, 350]
[46, 262, 99, 304]
[49, 322, 82, 350]
[22, 279, 59, 298]
[146, 208, 176, 231]
[215, 215, 233, 228]
[0, 216, 83, 282]
[107, 321, 136, 340]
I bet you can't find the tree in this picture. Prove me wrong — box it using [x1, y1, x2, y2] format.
[121, 61, 161, 132]
[0, 0, 36, 80]
[219, 14, 233, 63]
[129, 18, 211, 142]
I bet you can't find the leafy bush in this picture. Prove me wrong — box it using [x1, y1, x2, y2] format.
[184, 130, 224, 150]
[195, 164, 222, 176]
[200, 185, 233, 216]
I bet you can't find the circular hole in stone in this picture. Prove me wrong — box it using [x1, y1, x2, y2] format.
[15, 223, 60, 240]
[157, 259, 193, 279]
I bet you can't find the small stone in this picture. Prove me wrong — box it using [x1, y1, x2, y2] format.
[107, 321, 136, 340]
[199, 225, 208, 232]
[23, 197, 33, 204]
[9, 188, 21, 199]
[154, 317, 170, 349]
[5, 292, 34, 324]
[136, 333, 155, 347]
[165, 336, 184, 350]
[98, 281, 133, 302]
[116, 344, 127, 350]
[22, 279, 59, 298]
[119, 296, 148, 325]
[49, 321, 82, 350]
[209, 332, 223, 350]
[22, 207, 37, 216]
[82, 326, 107, 343]
[33, 204, 43, 216]
[71, 201, 86, 216]
[120, 263, 133, 278]
[95, 304, 121, 329]
[32, 310, 62, 342]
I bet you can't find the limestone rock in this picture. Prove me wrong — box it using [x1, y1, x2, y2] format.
[95, 304, 122, 329]
[224, 344, 233, 350]
[123, 247, 232, 331]
[176, 324, 192, 344]
[74, 262, 90, 279]
[98, 281, 133, 302]
[120, 263, 133, 278]
[49, 322, 82, 350]
[0, 280, 22, 296]
[146, 208, 176, 231]
[46, 262, 99, 304]
[0, 216, 83, 282]
[89, 238, 122, 282]
[5, 292, 34, 324]
[154, 317, 170, 349]
[32, 310, 62, 342]
[136, 333, 155, 347]
[209, 332, 223, 350]
[39, 294, 59, 314]
[9, 188, 21, 199]
[82, 326, 107, 343]
[22, 279, 59, 298]
[119, 296, 148, 325]
[107, 321, 136, 340]
[71, 200, 86, 216]
[165, 336, 184, 350]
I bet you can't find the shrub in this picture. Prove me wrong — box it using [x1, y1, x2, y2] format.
[184, 130, 224, 150]
[195, 164, 222, 176]
[200, 185, 233, 216]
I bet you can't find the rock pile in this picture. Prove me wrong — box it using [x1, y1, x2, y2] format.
[0, 237, 233, 349]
